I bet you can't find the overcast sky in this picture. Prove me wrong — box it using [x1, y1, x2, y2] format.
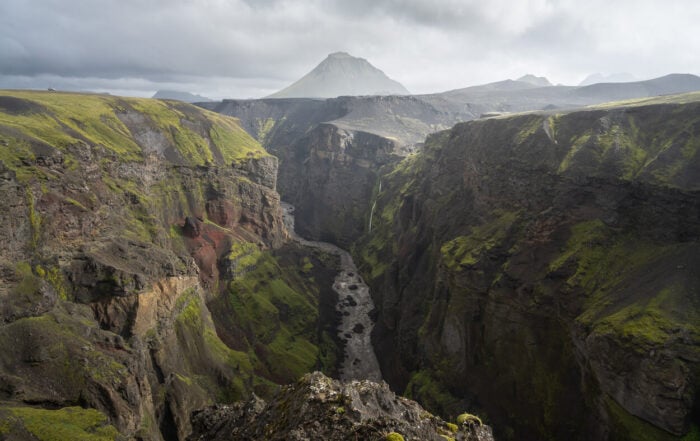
[1, 0, 698, 99]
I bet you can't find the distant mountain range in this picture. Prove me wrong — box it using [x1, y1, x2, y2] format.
[203, 72, 700, 151]
[267, 52, 409, 99]
[579, 72, 636, 86]
[152, 90, 212, 103]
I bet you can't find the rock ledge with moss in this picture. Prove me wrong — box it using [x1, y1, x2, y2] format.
[188, 371, 494, 441]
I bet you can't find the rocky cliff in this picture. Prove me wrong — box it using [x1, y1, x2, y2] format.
[201, 95, 468, 247]
[355, 94, 700, 440]
[202, 75, 700, 252]
[0, 91, 341, 440]
[189, 371, 494, 441]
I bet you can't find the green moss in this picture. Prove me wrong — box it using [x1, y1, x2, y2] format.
[557, 132, 592, 173]
[2, 406, 119, 441]
[12, 261, 42, 297]
[209, 114, 266, 163]
[440, 210, 518, 269]
[385, 432, 405, 441]
[175, 288, 203, 330]
[605, 397, 699, 441]
[267, 327, 318, 378]
[175, 373, 193, 386]
[227, 242, 263, 272]
[172, 288, 258, 400]
[254, 117, 277, 143]
[0, 91, 142, 161]
[592, 283, 699, 345]
[514, 115, 543, 143]
[405, 370, 461, 417]
[554, 220, 699, 347]
[301, 257, 313, 273]
[64, 196, 88, 211]
[219, 245, 334, 383]
[35, 264, 70, 301]
[456, 412, 483, 426]
[446, 422, 458, 432]
[0, 90, 268, 174]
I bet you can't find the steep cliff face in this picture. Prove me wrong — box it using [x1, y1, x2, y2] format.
[356, 96, 700, 440]
[281, 123, 400, 246]
[201, 95, 470, 245]
[0, 91, 339, 440]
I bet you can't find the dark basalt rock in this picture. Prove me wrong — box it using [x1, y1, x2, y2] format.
[188, 371, 494, 441]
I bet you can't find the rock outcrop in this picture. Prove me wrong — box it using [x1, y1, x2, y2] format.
[189, 371, 494, 441]
[355, 97, 700, 440]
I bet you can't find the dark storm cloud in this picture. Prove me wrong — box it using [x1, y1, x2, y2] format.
[0, 0, 698, 98]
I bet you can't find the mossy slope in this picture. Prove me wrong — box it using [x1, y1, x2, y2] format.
[0, 91, 331, 440]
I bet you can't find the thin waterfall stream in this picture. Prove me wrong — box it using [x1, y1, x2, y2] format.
[368, 178, 382, 233]
[281, 202, 382, 382]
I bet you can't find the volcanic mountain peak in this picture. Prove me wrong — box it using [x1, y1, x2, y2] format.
[267, 52, 409, 99]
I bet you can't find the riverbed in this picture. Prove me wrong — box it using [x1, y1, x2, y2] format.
[281, 202, 382, 382]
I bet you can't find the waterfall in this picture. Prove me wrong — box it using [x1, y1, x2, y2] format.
[368, 178, 382, 233]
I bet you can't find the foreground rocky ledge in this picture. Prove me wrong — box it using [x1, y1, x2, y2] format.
[188, 371, 494, 441]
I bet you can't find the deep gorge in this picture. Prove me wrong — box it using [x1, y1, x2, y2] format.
[0, 89, 698, 441]
[213, 95, 700, 441]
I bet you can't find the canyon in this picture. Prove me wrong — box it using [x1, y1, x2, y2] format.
[0, 83, 699, 441]
[208, 89, 700, 441]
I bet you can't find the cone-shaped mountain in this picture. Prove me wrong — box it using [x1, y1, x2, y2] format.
[267, 52, 409, 98]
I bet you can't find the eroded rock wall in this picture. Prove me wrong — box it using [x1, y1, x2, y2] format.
[0, 91, 296, 440]
[357, 103, 700, 440]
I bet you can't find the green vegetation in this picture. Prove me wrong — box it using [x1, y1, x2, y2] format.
[254, 117, 277, 144]
[405, 370, 461, 417]
[0, 405, 119, 441]
[553, 101, 700, 189]
[0, 90, 267, 176]
[550, 220, 700, 346]
[514, 115, 543, 143]
[223, 246, 321, 380]
[356, 143, 438, 281]
[209, 114, 267, 163]
[385, 432, 405, 441]
[457, 412, 483, 427]
[173, 288, 258, 400]
[440, 210, 518, 269]
[605, 397, 700, 441]
[35, 263, 70, 300]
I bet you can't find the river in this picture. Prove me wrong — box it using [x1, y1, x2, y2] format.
[281, 202, 382, 382]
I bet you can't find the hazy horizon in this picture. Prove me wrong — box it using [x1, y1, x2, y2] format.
[1, 0, 699, 100]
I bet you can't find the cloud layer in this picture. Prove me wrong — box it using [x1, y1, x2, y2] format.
[1, 0, 698, 98]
